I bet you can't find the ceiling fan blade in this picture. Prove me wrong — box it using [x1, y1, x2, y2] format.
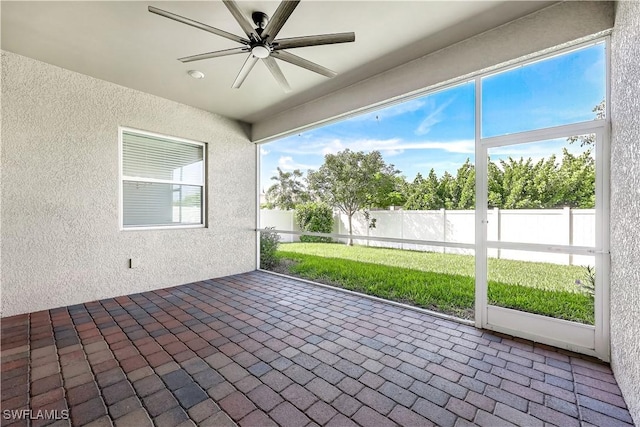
[232, 54, 260, 89]
[222, 0, 261, 42]
[148, 6, 248, 45]
[262, 57, 292, 93]
[273, 32, 355, 50]
[179, 47, 249, 63]
[261, 0, 300, 43]
[272, 51, 337, 78]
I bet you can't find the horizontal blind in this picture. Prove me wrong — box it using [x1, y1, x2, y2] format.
[122, 132, 203, 184]
[122, 130, 205, 228]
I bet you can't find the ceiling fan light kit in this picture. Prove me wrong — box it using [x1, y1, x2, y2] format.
[149, 0, 355, 92]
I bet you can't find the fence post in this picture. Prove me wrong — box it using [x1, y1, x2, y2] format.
[565, 207, 573, 265]
[290, 210, 294, 243]
[494, 207, 501, 259]
[401, 209, 404, 250]
[441, 208, 446, 254]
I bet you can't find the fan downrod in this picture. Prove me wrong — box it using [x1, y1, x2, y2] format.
[252, 11, 269, 34]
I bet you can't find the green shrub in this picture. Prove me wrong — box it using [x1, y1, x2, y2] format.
[294, 202, 334, 243]
[260, 227, 280, 269]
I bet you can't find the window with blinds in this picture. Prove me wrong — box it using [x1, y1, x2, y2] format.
[121, 129, 205, 229]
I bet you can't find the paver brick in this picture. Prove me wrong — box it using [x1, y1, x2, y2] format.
[336, 377, 364, 395]
[154, 406, 189, 427]
[306, 377, 341, 403]
[578, 395, 634, 424]
[206, 381, 236, 401]
[114, 408, 153, 427]
[70, 396, 107, 426]
[143, 389, 179, 417]
[575, 372, 624, 395]
[108, 395, 142, 419]
[355, 387, 395, 415]
[281, 383, 319, 411]
[352, 406, 398, 427]
[312, 363, 345, 385]
[66, 381, 99, 406]
[529, 402, 580, 427]
[389, 405, 434, 427]
[248, 384, 284, 412]
[239, 410, 278, 427]
[102, 380, 135, 405]
[379, 381, 418, 407]
[474, 409, 516, 427]
[576, 383, 627, 408]
[331, 393, 362, 416]
[161, 369, 192, 391]
[187, 399, 220, 423]
[261, 370, 293, 392]
[579, 407, 634, 427]
[484, 385, 528, 412]
[326, 413, 359, 427]
[501, 379, 544, 404]
[333, 359, 365, 379]
[495, 402, 543, 426]
[306, 400, 337, 425]
[269, 402, 311, 427]
[174, 383, 208, 409]
[283, 364, 315, 385]
[413, 397, 457, 427]
[546, 395, 579, 417]
[530, 379, 576, 403]
[379, 367, 414, 388]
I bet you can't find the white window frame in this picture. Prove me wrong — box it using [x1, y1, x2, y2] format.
[119, 126, 207, 231]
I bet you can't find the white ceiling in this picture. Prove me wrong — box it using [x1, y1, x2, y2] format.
[1, 1, 555, 123]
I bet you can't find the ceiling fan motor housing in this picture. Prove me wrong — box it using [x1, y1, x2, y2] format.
[252, 11, 269, 33]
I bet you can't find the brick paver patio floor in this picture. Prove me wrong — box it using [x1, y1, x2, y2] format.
[1, 271, 634, 427]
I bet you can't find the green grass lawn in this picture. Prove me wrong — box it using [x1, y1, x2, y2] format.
[272, 242, 594, 324]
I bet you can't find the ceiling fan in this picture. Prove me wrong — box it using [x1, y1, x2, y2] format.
[149, 1, 355, 92]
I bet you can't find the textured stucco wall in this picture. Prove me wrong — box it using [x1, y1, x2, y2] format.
[1, 51, 256, 317]
[610, 1, 640, 425]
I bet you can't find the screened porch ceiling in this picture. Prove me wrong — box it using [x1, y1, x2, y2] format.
[0, 1, 555, 123]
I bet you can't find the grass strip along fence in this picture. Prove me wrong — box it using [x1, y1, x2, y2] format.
[272, 243, 594, 325]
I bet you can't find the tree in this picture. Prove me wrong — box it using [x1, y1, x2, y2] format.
[455, 159, 475, 209]
[487, 160, 504, 208]
[265, 167, 308, 210]
[294, 202, 334, 243]
[557, 149, 595, 208]
[403, 169, 442, 210]
[438, 172, 456, 209]
[307, 149, 400, 245]
[499, 157, 540, 209]
[567, 100, 605, 147]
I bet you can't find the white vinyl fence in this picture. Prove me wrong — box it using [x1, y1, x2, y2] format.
[260, 208, 595, 266]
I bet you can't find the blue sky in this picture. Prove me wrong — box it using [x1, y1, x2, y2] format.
[259, 43, 605, 192]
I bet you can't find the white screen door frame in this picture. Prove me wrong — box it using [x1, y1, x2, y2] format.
[473, 41, 611, 361]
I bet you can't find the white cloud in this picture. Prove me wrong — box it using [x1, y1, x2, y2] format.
[260, 147, 270, 156]
[320, 138, 405, 156]
[415, 97, 456, 135]
[275, 137, 475, 158]
[399, 140, 474, 154]
[277, 156, 318, 171]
